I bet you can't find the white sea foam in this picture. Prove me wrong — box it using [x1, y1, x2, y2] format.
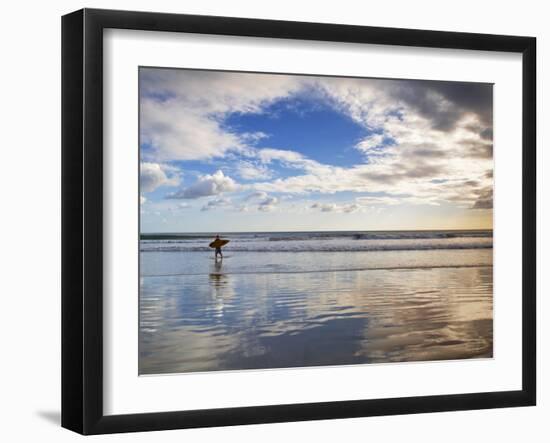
[140, 230, 493, 253]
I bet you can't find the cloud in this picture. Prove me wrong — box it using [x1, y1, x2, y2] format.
[343, 204, 361, 213]
[355, 134, 386, 154]
[465, 141, 493, 159]
[254, 155, 447, 196]
[409, 144, 449, 159]
[311, 202, 362, 213]
[142, 69, 493, 213]
[140, 100, 246, 161]
[140, 162, 180, 193]
[386, 81, 492, 132]
[240, 131, 269, 143]
[471, 187, 493, 209]
[258, 196, 278, 211]
[251, 103, 492, 210]
[140, 195, 146, 205]
[236, 161, 273, 180]
[258, 148, 305, 164]
[140, 69, 303, 162]
[480, 128, 493, 140]
[201, 197, 232, 211]
[318, 76, 492, 158]
[242, 191, 279, 211]
[245, 191, 268, 201]
[425, 81, 493, 128]
[311, 202, 337, 212]
[167, 170, 238, 199]
[356, 196, 402, 206]
[255, 147, 332, 178]
[365, 161, 447, 184]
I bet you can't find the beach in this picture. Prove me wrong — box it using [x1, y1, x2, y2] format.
[139, 230, 493, 374]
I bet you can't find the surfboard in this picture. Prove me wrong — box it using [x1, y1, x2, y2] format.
[209, 239, 230, 249]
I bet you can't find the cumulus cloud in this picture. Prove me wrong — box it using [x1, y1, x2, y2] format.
[258, 148, 306, 164]
[387, 80, 493, 131]
[311, 202, 337, 212]
[241, 191, 279, 211]
[236, 161, 273, 180]
[141, 68, 493, 214]
[255, 148, 325, 177]
[471, 187, 493, 209]
[167, 170, 238, 199]
[252, 114, 491, 210]
[140, 100, 245, 161]
[311, 202, 362, 213]
[140, 162, 180, 193]
[245, 75, 491, 211]
[367, 161, 447, 184]
[465, 141, 493, 159]
[423, 81, 493, 129]
[320, 76, 492, 134]
[201, 197, 232, 211]
[355, 134, 386, 154]
[254, 157, 445, 197]
[318, 76, 492, 163]
[258, 196, 278, 211]
[140, 68, 303, 162]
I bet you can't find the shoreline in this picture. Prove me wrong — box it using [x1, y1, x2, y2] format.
[141, 263, 493, 278]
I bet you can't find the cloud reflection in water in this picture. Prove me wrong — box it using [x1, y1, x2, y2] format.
[139, 266, 492, 375]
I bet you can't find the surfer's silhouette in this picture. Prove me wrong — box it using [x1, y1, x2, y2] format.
[213, 235, 223, 261]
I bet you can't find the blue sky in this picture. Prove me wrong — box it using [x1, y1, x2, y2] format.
[223, 94, 371, 167]
[139, 68, 493, 233]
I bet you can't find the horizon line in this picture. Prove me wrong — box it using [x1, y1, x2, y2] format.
[140, 227, 493, 235]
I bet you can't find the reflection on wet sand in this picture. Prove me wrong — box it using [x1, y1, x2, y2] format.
[139, 266, 493, 374]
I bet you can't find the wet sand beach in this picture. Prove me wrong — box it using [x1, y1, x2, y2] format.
[139, 232, 493, 374]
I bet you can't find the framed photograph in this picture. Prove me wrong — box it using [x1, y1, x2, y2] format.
[62, 8, 536, 434]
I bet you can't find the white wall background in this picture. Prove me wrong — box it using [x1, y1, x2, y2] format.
[0, 0, 546, 441]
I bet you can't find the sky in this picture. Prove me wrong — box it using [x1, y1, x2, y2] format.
[139, 68, 493, 233]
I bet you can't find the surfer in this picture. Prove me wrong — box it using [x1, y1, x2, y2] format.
[209, 235, 229, 260]
[213, 235, 223, 260]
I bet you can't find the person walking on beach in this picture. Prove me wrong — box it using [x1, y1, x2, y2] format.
[209, 235, 230, 261]
[213, 235, 223, 261]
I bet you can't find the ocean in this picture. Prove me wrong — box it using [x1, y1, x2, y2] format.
[139, 230, 493, 374]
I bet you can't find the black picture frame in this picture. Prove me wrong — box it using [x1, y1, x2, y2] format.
[62, 8, 536, 435]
